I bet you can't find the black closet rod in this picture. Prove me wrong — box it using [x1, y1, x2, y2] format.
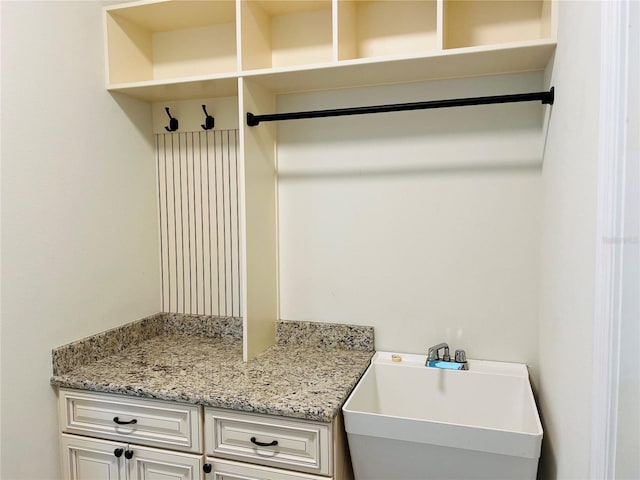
[247, 87, 554, 127]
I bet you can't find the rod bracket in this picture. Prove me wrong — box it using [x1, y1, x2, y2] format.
[542, 87, 555, 105]
[247, 112, 259, 127]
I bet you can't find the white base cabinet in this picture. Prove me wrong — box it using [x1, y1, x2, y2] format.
[58, 389, 352, 480]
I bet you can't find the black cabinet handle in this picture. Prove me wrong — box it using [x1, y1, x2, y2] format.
[113, 417, 137, 425]
[203, 464, 212, 473]
[125, 450, 134, 459]
[114, 448, 124, 458]
[250, 436, 278, 447]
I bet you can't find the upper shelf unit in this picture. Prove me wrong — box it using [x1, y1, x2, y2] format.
[105, 0, 556, 102]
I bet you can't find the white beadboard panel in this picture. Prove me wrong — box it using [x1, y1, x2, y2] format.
[276, 72, 544, 367]
[156, 129, 242, 317]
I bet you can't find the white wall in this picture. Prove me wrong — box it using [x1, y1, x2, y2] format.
[277, 73, 544, 368]
[537, 1, 602, 478]
[0, 2, 160, 478]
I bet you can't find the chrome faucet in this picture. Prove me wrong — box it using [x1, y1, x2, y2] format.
[427, 343, 451, 362]
[426, 342, 468, 370]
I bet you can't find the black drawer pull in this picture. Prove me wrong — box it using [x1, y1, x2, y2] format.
[125, 450, 134, 459]
[114, 448, 124, 458]
[113, 416, 137, 425]
[250, 436, 278, 447]
[203, 464, 212, 473]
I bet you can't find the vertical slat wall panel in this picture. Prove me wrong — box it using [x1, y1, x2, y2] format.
[156, 129, 241, 317]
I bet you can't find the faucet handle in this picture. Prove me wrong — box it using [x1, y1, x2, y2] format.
[454, 349, 467, 363]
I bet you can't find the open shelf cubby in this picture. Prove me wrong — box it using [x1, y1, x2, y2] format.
[241, 0, 334, 70]
[337, 0, 438, 61]
[443, 0, 553, 50]
[105, 0, 238, 85]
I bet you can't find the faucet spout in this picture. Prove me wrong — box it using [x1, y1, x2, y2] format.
[427, 342, 450, 362]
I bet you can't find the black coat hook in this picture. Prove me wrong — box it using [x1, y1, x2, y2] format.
[164, 107, 178, 132]
[201, 105, 215, 130]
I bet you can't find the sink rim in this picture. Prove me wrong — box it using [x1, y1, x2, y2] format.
[370, 351, 533, 377]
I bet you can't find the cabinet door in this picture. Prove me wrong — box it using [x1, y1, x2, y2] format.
[127, 444, 203, 480]
[61, 434, 126, 480]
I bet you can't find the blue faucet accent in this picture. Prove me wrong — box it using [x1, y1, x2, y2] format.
[426, 360, 466, 370]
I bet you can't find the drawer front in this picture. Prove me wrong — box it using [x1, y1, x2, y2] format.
[59, 389, 202, 453]
[205, 409, 331, 475]
[205, 458, 329, 480]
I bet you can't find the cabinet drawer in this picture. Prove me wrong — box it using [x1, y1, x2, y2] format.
[205, 408, 332, 475]
[59, 389, 202, 453]
[205, 457, 329, 480]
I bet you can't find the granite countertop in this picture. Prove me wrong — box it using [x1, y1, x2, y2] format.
[50, 314, 374, 423]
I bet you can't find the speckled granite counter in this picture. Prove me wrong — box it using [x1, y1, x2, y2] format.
[50, 314, 374, 423]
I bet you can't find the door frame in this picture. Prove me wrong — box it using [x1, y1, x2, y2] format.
[590, 0, 639, 477]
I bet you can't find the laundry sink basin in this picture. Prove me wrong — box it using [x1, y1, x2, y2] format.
[343, 351, 543, 480]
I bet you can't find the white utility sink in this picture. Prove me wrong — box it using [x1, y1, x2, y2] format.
[343, 351, 543, 480]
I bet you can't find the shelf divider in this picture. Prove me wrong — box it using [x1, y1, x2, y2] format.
[238, 77, 279, 361]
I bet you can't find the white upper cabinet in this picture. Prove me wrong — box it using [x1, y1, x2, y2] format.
[104, 0, 556, 102]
